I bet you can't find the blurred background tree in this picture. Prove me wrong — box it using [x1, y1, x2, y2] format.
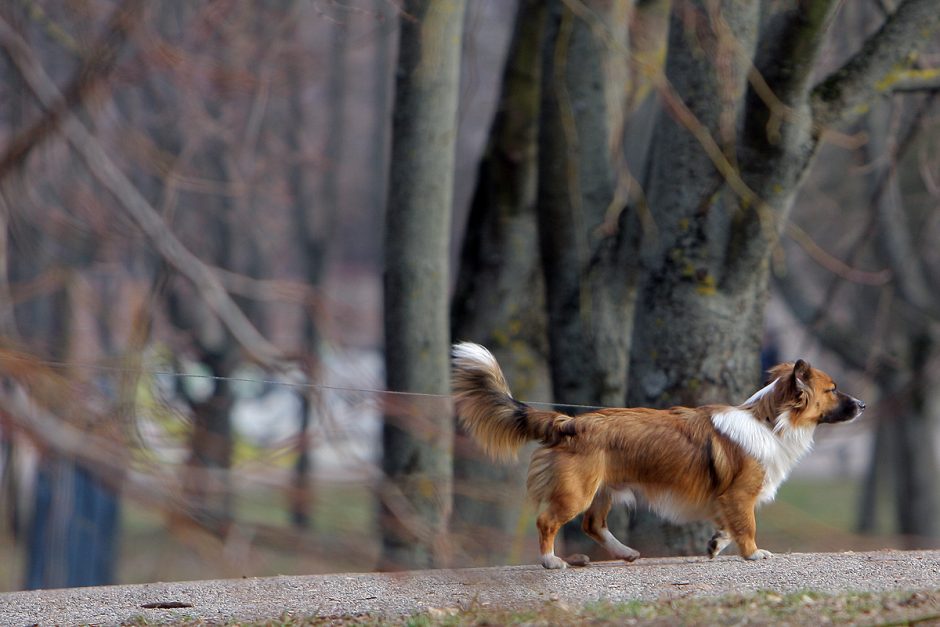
[450, 0, 549, 564]
[380, 0, 466, 570]
[0, 0, 937, 592]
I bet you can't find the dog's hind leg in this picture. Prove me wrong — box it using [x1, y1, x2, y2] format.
[582, 486, 640, 562]
[536, 501, 583, 569]
[530, 450, 603, 569]
[707, 527, 732, 558]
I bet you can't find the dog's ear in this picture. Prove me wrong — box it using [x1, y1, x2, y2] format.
[792, 359, 812, 402]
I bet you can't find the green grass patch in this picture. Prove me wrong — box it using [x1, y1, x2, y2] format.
[771, 477, 861, 528]
[115, 480, 378, 586]
[758, 477, 902, 553]
[0, 537, 22, 591]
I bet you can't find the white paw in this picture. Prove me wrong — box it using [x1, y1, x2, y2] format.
[540, 554, 568, 569]
[600, 530, 640, 562]
[611, 547, 640, 562]
[746, 549, 773, 561]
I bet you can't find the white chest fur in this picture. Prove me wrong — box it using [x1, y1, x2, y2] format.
[710, 409, 815, 503]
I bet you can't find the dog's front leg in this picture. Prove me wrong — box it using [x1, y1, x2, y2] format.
[717, 492, 772, 561]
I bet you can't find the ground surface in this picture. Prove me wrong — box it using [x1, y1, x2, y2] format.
[1, 549, 938, 625]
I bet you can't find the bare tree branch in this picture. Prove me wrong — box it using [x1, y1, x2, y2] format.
[0, 16, 286, 368]
[751, 1, 841, 110]
[811, 0, 940, 129]
[0, 0, 145, 179]
[887, 68, 940, 93]
[720, 2, 841, 287]
[784, 221, 892, 286]
[211, 266, 318, 306]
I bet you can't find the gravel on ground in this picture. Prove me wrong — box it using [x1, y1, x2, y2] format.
[1, 549, 938, 625]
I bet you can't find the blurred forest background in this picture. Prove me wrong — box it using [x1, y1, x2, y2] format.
[0, 0, 938, 592]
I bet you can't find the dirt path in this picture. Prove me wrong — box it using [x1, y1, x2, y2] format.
[1, 550, 938, 625]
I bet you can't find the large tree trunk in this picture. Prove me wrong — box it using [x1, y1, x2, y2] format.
[450, 0, 548, 566]
[626, 0, 852, 555]
[381, 0, 466, 570]
[626, 0, 767, 555]
[536, 0, 635, 557]
[537, 0, 634, 412]
[857, 331, 939, 547]
[626, 0, 940, 556]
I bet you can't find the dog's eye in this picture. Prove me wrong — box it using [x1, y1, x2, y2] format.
[827, 388, 837, 395]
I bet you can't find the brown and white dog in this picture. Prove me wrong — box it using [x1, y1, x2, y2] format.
[451, 342, 865, 569]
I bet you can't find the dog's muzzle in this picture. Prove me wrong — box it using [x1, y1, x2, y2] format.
[820, 393, 866, 424]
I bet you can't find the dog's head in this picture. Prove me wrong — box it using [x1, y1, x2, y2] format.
[764, 360, 866, 428]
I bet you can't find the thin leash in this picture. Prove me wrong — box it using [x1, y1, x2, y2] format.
[0, 352, 608, 412]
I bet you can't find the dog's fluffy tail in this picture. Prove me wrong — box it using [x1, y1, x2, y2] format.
[452, 342, 572, 461]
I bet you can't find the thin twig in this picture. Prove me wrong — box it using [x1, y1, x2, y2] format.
[785, 222, 892, 286]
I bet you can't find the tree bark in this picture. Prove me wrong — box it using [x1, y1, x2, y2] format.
[626, 0, 760, 555]
[381, 0, 466, 570]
